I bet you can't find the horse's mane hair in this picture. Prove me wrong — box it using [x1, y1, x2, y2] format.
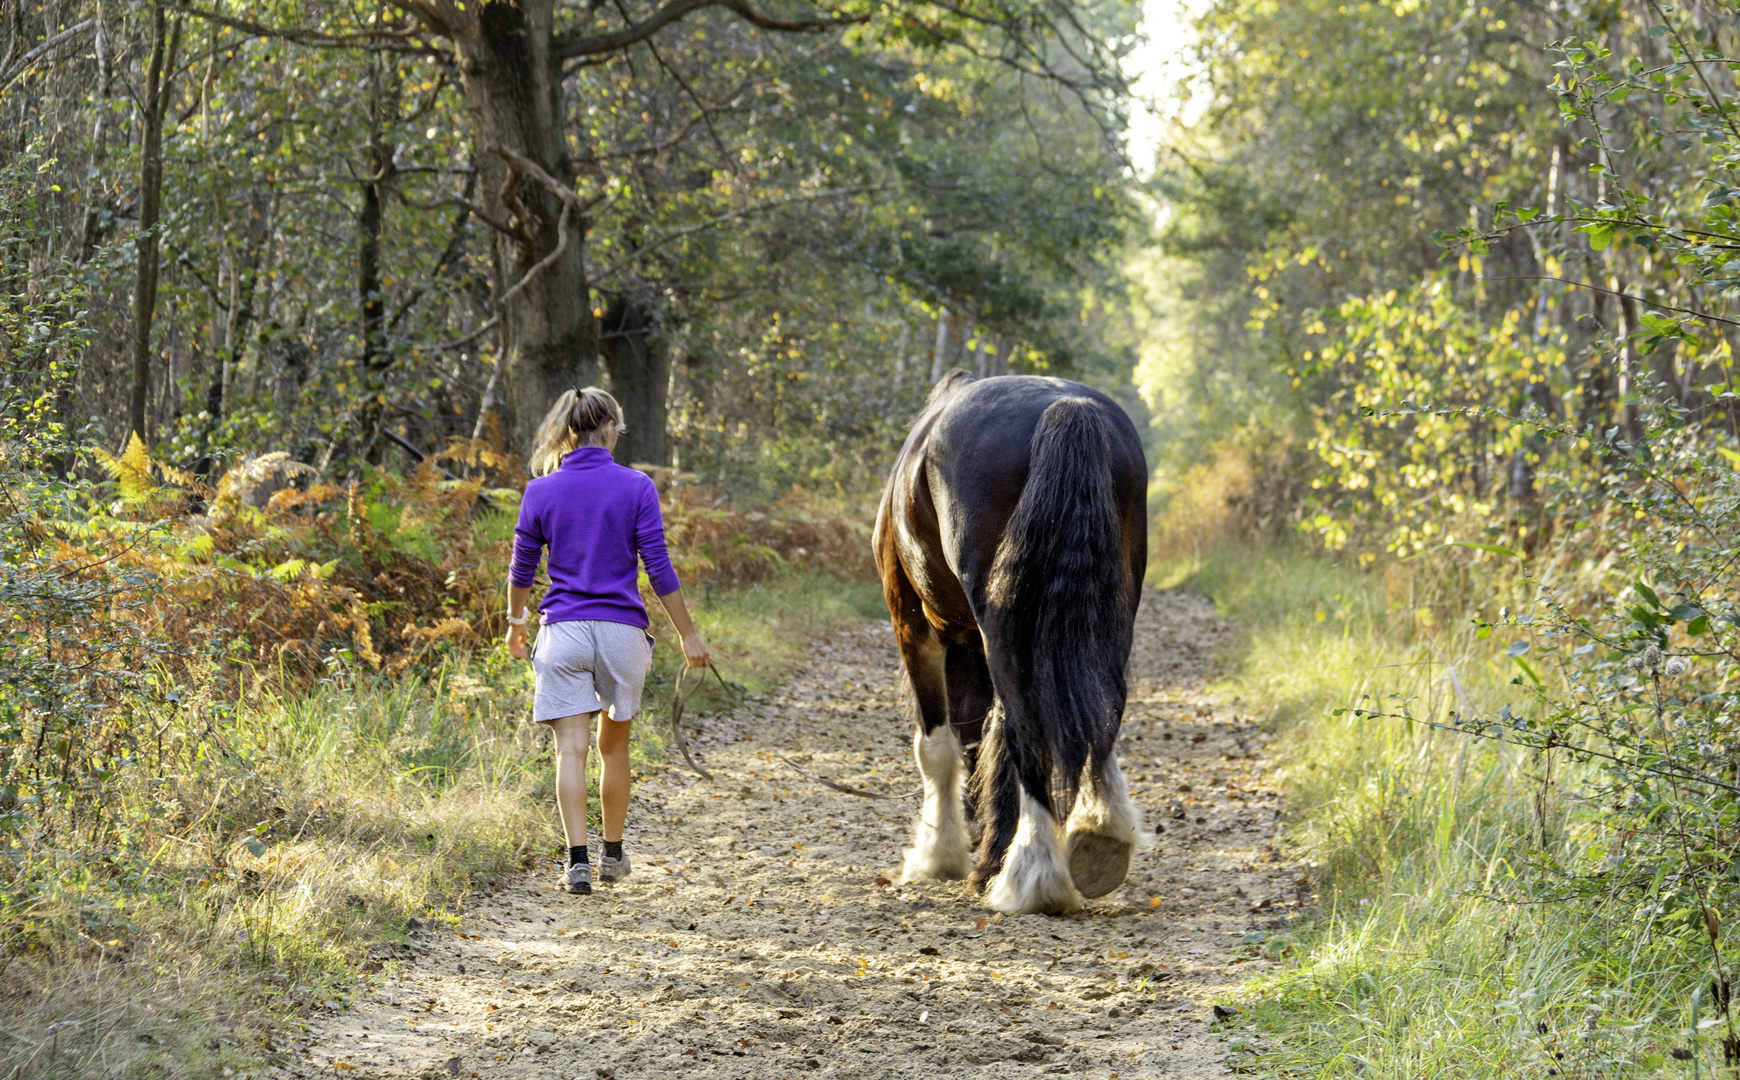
[925, 368, 978, 409]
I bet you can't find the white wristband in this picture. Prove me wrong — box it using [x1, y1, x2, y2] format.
[506, 611, 529, 626]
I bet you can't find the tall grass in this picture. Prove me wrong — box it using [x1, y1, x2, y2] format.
[1165, 543, 1712, 1077]
[0, 570, 884, 1080]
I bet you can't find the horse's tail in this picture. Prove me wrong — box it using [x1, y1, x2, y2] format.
[972, 397, 1133, 887]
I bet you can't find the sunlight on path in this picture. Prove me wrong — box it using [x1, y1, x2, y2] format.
[286, 590, 1303, 1079]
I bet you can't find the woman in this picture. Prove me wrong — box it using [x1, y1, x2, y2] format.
[505, 387, 711, 895]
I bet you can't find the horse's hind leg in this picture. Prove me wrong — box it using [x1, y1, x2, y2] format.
[1064, 756, 1148, 899]
[975, 713, 1082, 915]
[888, 582, 972, 883]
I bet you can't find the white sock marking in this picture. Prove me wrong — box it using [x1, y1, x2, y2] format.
[985, 788, 1082, 914]
[900, 725, 973, 882]
[1065, 756, 1150, 851]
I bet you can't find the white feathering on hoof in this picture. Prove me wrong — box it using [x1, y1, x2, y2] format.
[1065, 756, 1150, 850]
[985, 789, 1082, 914]
[899, 724, 973, 882]
[1063, 756, 1148, 899]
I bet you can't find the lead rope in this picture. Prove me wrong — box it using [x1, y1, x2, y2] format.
[775, 754, 922, 801]
[667, 662, 727, 781]
[669, 661, 922, 801]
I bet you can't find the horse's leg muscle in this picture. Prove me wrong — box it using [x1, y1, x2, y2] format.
[899, 722, 972, 882]
[1064, 756, 1149, 899]
[943, 644, 993, 763]
[984, 784, 1082, 915]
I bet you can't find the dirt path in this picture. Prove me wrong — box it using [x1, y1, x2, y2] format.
[286, 590, 1298, 1079]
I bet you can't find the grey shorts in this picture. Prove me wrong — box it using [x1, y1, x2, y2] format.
[530, 620, 655, 723]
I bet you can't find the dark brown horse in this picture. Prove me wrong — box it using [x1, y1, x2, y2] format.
[875, 371, 1148, 914]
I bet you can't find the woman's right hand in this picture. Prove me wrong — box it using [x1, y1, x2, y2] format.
[682, 633, 712, 669]
[507, 623, 530, 660]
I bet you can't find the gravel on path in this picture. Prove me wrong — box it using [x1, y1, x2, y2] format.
[281, 590, 1301, 1080]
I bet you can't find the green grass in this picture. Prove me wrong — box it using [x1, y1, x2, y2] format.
[1162, 542, 1719, 1078]
[0, 569, 884, 1080]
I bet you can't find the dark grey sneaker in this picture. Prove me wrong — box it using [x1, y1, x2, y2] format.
[563, 862, 593, 895]
[598, 852, 631, 884]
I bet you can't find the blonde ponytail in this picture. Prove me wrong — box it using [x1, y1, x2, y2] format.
[527, 387, 626, 476]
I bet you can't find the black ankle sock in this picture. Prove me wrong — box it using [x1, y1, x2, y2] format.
[569, 845, 588, 867]
[603, 840, 623, 860]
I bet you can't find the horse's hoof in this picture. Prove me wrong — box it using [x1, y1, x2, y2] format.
[899, 846, 971, 883]
[1067, 831, 1131, 899]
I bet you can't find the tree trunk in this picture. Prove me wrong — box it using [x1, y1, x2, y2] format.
[358, 42, 392, 460]
[1613, 278, 1646, 449]
[77, 17, 112, 265]
[930, 307, 949, 382]
[194, 190, 269, 475]
[599, 287, 669, 466]
[446, 0, 598, 458]
[128, 2, 180, 443]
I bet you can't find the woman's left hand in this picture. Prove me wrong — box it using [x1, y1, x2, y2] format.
[507, 623, 530, 659]
[681, 633, 712, 669]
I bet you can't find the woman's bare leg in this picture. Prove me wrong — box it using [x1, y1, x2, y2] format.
[597, 715, 633, 843]
[545, 712, 596, 848]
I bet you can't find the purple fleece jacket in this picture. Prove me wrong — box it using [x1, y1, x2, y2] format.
[510, 446, 681, 628]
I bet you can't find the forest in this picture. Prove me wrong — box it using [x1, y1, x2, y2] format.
[6, 0, 1740, 1074]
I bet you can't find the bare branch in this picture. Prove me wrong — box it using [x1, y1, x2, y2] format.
[0, 19, 95, 96]
[171, 5, 445, 53]
[383, 0, 452, 37]
[432, 317, 498, 351]
[496, 196, 573, 308]
[553, 0, 861, 61]
[630, 6, 733, 165]
[389, 174, 476, 333]
[490, 145, 607, 307]
[1485, 275, 1740, 329]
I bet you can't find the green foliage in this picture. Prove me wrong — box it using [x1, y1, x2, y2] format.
[584, 15, 1143, 494]
[1298, 277, 1560, 554]
[1351, 413, 1740, 937]
[1155, 2, 1740, 1068]
[0, 147, 179, 885]
[2, 0, 1143, 497]
[1180, 540, 1730, 1076]
[1139, 0, 1555, 494]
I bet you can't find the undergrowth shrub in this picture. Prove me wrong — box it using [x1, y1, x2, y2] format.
[1336, 409, 1740, 1049]
[2, 429, 874, 847]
